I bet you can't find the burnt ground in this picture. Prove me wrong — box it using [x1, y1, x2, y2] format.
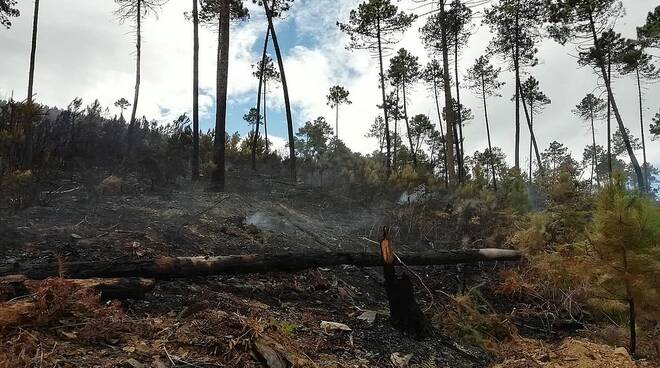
[0, 169, 655, 367]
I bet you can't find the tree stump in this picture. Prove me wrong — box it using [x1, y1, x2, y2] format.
[380, 227, 430, 340]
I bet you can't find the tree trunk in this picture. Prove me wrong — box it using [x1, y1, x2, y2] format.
[211, 1, 230, 192]
[636, 68, 649, 193]
[439, 0, 456, 186]
[590, 110, 597, 191]
[251, 27, 271, 170]
[264, 79, 269, 153]
[402, 81, 417, 167]
[0, 276, 155, 303]
[587, 13, 645, 192]
[481, 75, 497, 190]
[432, 79, 449, 188]
[454, 36, 465, 182]
[519, 83, 543, 175]
[394, 87, 399, 170]
[607, 57, 612, 182]
[24, 0, 39, 168]
[335, 104, 339, 138]
[376, 20, 392, 176]
[513, 7, 521, 170]
[0, 249, 522, 280]
[264, 1, 296, 180]
[529, 102, 534, 182]
[192, 0, 200, 180]
[130, 0, 141, 130]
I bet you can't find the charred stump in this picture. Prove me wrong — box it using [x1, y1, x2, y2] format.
[380, 227, 430, 340]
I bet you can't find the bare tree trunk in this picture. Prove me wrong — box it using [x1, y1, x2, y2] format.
[513, 6, 521, 170]
[589, 109, 597, 191]
[263, 0, 296, 180]
[636, 68, 649, 193]
[251, 27, 270, 170]
[439, 0, 456, 186]
[211, 1, 229, 192]
[335, 104, 339, 138]
[481, 75, 497, 190]
[607, 57, 612, 182]
[23, 0, 40, 168]
[376, 20, 391, 176]
[264, 79, 268, 153]
[519, 83, 543, 176]
[402, 81, 417, 167]
[130, 0, 141, 129]
[433, 79, 449, 188]
[454, 36, 465, 182]
[0, 249, 522, 280]
[529, 102, 534, 182]
[588, 13, 645, 192]
[192, 0, 200, 180]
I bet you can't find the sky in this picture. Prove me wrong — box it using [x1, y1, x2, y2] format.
[1, 0, 658, 172]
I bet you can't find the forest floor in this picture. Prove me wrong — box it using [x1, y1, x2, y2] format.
[0, 169, 657, 368]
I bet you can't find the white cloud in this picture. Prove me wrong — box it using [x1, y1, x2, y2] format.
[0, 0, 658, 169]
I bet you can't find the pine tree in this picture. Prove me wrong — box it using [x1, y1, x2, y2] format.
[338, 0, 415, 177]
[388, 48, 421, 167]
[483, 0, 546, 171]
[587, 177, 660, 357]
[466, 55, 505, 190]
[636, 5, 659, 49]
[326, 85, 352, 139]
[0, 0, 19, 29]
[252, 56, 280, 153]
[547, 0, 646, 192]
[573, 93, 606, 191]
[421, 59, 448, 187]
[519, 76, 551, 181]
[200, 0, 248, 191]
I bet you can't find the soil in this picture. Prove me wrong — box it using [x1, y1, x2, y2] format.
[0, 169, 655, 367]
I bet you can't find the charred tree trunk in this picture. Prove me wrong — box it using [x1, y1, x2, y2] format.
[402, 81, 417, 167]
[192, 0, 200, 180]
[376, 19, 392, 176]
[23, 0, 40, 168]
[211, 2, 230, 191]
[439, 0, 456, 186]
[433, 78, 449, 188]
[380, 228, 429, 339]
[481, 75, 497, 190]
[636, 68, 649, 193]
[0, 249, 522, 280]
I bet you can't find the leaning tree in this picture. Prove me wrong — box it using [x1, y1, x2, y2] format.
[466, 55, 505, 190]
[338, 0, 416, 177]
[547, 0, 647, 194]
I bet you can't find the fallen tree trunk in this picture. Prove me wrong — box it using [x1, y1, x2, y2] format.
[0, 276, 155, 301]
[0, 249, 521, 280]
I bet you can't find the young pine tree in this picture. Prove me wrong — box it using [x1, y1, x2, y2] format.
[587, 176, 660, 357]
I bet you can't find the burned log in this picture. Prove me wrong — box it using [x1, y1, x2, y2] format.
[0, 249, 521, 280]
[0, 276, 155, 302]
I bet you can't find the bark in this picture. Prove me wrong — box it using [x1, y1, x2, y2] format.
[376, 19, 392, 176]
[519, 82, 543, 176]
[211, 1, 230, 192]
[335, 104, 339, 138]
[264, 1, 296, 180]
[481, 74, 497, 190]
[589, 109, 599, 191]
[588, 12, 645, 192]
[439, 1, 456, 186]
[636, 69, 649, 193]
[130, 0, 141, 130]
[0, 249, 522, 280]
[394, 87, 399, 169]
[251, 27, 271, 170]
[432, 79, 449, 187]
[607, 57, 612, 182]
[402, 81, 417, 167]
[513, 6, 521, 170]
[454, 36, 465, 182]
[24, 0, 40, 168]
[264, 79, 269, 153]
[528, 101, 534, 182]
[192, 0, 200, 180]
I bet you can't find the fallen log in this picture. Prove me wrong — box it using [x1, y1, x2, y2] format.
[0, 249, 521, 280]
[0, 276, 156, 301]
